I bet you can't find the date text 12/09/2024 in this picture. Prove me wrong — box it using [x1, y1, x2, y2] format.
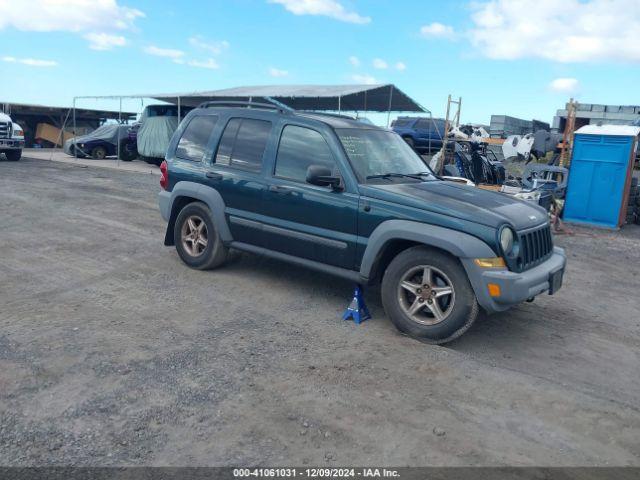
[233, 468, 400, 478]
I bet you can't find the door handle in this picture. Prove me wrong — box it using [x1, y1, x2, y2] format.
[206, 171, 223, 180]
[268, 185, 293, 195]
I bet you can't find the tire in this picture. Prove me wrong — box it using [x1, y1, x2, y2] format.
[403, 137, 415, 150]
[4, 149, 21, 161]
[174, 202, 228, 270]
[91, 146, 107, 160]
[381, 246, 479, 344]
[118, 140, 136, 161]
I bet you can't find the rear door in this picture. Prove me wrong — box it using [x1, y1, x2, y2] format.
[205, 117, 273, 245]
[260, 123, 359, 269]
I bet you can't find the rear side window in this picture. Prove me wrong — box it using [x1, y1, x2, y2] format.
[175, 115, 218, 161]
[215, 118, 271, 171]
[275, 125, 336, 182]
[392, 118, 413, 128]
[415, 118, 432, 130]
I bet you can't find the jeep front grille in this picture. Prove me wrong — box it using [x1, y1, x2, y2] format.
[517, 224, 553, 271]
[0, 121, 9, 139]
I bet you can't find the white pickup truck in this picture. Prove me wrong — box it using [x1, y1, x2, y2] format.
[0, 111, 25, 161]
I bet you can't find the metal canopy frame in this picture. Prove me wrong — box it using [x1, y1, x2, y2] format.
[70, 85, 431, 167]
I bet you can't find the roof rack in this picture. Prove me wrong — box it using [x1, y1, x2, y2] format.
[298, 111, 357, 120]
[198, 100, 291, 113]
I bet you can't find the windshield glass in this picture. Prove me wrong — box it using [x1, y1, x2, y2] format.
[336, 128, 435, 183]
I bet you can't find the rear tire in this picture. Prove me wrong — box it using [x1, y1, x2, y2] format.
[381, 246, 479, 344]
[174, 202, 228, 270]
[119, 140, 136, 161]
[4, 149, 21, 161]
[403, 137, 415, 150]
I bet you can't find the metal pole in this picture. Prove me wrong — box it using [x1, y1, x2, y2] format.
[386, 85, 393, 127]
[73, 97, 77, 160]
[178, 96, 181, 122]
[338, 96, 341, 114]
[429, 111, 433, 155]
[117, 97, 122, 167]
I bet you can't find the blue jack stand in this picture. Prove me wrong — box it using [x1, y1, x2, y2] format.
[342, 285, 371, 324]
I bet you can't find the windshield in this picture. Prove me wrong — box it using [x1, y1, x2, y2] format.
[336, 128, 435, 183]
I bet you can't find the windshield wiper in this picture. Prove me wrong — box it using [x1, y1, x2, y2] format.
[366, 173, 424, 181]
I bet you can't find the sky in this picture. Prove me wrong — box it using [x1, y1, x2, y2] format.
[0, 0, 639, 125]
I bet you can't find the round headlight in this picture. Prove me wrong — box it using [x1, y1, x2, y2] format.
[500, 227, 515, 255]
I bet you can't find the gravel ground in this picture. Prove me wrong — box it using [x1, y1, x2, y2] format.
[1, 157, 639, 466]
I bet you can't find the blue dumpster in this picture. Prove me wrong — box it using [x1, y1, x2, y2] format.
[563, 125, 639, 228]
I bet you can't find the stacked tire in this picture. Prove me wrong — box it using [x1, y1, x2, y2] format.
[627, 177, 640, 225]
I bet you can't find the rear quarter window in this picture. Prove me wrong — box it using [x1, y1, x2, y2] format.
[175, 115, 218, 162]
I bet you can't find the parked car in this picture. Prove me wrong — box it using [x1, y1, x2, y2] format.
[158, 103, 566, 344]
[0, 111, 25, 161]
[64, 124, 134, 160]
[392, 116, 446, 153]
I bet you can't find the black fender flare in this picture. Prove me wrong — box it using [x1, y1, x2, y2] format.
[359, 219, 496, 280]
[163, 181, 232, 245]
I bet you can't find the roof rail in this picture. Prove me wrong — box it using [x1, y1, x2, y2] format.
[198, 100, 291, 113]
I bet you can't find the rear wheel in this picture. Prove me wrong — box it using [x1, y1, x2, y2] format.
[91, 146, 107, 159]
[118, 140, 136, 161]
[403, 137, 415, 150]
[174, 202, 228, 270]
[4, 149, 21, 161]
[381, 246, 479, 344]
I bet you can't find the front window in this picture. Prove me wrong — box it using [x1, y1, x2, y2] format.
[336, 128, 436, 183]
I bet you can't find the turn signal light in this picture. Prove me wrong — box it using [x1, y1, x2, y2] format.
[488, 283, 501, 297]
[474, 257, 506, 268]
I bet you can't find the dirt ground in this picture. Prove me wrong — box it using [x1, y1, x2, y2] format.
[1, 157, 639, 466]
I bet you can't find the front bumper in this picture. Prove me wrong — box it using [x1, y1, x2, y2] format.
[462, 247, 567, 313]
[0, 139, 24, 149]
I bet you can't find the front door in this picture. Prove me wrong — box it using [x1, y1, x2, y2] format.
[261, 124, 359, 269]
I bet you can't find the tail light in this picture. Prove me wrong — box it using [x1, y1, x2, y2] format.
[160, 160, 169, 190]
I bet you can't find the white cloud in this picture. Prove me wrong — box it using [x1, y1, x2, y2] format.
[143, 45, 185, 59]
[0, 0, 143, 32]
[2, 56, 57, 67]
[351, 73, 378, 85]
[395, 61, 406, 71]
[420, 22, 455, 38]
[348, 55, 360, 67]
[269, 0, 371, 24]
[189, 36, 229, 54]
[84, 32, 127, 50]
[549, 77, 579, 93]
[269, 67, 289, 77]
[372, 58, 388, 69]
[469, 0, 640, 62]
[0, 1, 143, 51]
[187, 58, 219, 69]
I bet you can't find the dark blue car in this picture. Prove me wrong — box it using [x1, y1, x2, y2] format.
[391, 116, 445, 153]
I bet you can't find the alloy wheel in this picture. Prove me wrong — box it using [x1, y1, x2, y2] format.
[181, 215, 208, 257]
[397, 265, 455, 325]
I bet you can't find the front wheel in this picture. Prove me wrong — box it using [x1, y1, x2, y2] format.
[174, 202, 228, 270]
[91, 146, 107, 159]
[4, 149, 21, 161]
[381, 246, 479, 344]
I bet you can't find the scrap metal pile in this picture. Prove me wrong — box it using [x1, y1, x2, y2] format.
[430, 126, 568, 212]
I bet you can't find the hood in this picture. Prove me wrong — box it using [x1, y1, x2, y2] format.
[0, 112, 11, 122]
[362, 180, 547, 231]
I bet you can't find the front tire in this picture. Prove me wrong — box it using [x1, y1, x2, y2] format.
[174, 202, 228, 270]
[381, 246, 479, 344]
[4, 149, 21, 161]
[91, 146, 107, 159]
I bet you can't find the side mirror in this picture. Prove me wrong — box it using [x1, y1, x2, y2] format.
[306, 165, 342, 190]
